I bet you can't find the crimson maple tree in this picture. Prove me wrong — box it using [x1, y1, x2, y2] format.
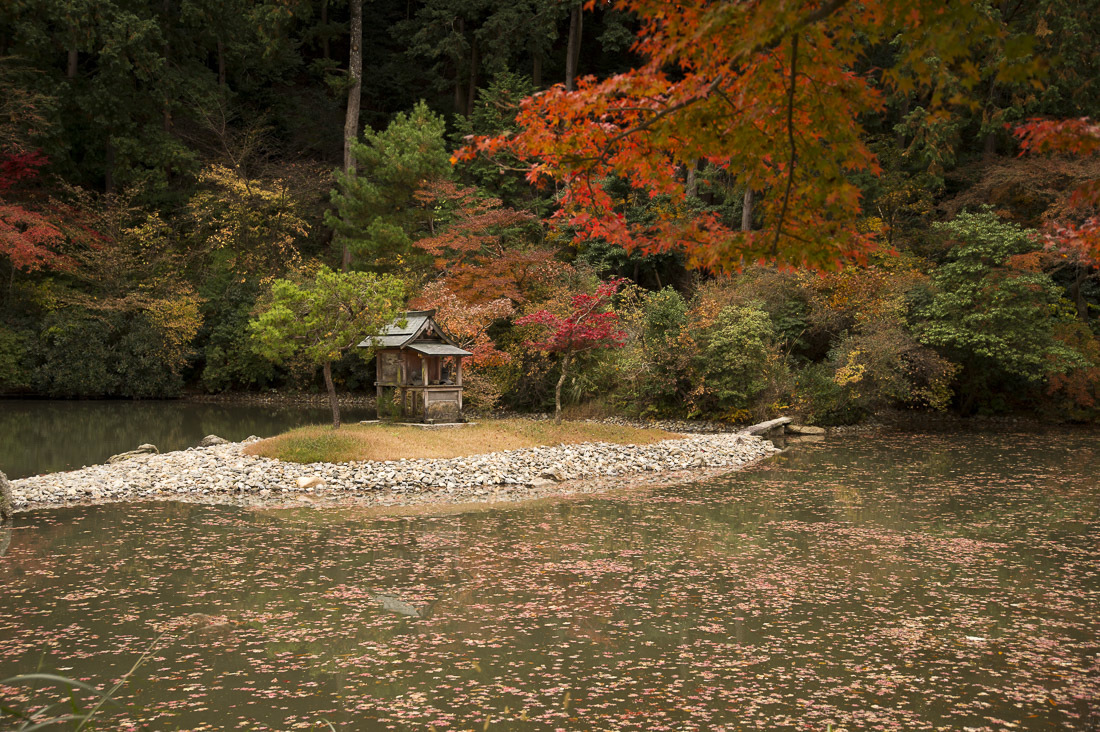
[459, 0, 1033, 272]
[1014, 117, 1100, 266]
[0, 149, 71, 274]
[515, 278, 627, 423]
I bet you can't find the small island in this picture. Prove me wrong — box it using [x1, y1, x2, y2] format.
[9, 418, 780, 513]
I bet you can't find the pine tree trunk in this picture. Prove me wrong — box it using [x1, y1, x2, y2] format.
[741, 188, 754, 231]
[67, 49, 78, 78]
[162, 0, 171, 132]
[341, 0, 363, 272]
[453, 18, 466, 114]
[565, 5, 582, 91]
[554, 352, 571, 424]
[896, 95, 909, 149]
[323, 361, 342, 429]
[983, 130, 997, 159]
[321, 0, 330, 60]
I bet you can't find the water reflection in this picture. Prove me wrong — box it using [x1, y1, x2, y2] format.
[0, 431, 1098, 730]
[0, 399, 374, 478]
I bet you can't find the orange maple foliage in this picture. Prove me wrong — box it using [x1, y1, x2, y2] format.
[412, 179, 559, 303]
[459, 0, 1022, 272]
[409, 280, 514, 369]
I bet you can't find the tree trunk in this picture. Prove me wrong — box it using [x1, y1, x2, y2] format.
[162, 0, 171, 132]
[67, 49, 78, 78]
[1072, 265, 1089, 322]
[685, 158, 699, 198]
[532, 49, 542, 88]
[453, 73, 465, 114]
[453, 18, 465, 114]
[341, 0, 363, 272]
[983, 130, 997, 159]
[321, 0, 330, 60]
[217, 39, 226, 87]
[323, 360, 342, 429]
[565, 5, 582, 91]
[896, 95, 909, 149]
[554, 352, 571, 424]
[466, 37, 478, 116]
[741, 188, 754, 231]
[105, 142, 116, 194]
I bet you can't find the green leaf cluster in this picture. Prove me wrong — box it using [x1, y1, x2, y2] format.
[249, 266, 405, 368]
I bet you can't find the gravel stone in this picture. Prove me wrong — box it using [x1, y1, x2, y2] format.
[9, 431, 779, 513]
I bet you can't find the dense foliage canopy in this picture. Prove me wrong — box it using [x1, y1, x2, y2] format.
[0, 0, 1098, 424]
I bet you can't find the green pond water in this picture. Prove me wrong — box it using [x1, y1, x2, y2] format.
[0, 399, 375, 479]
[1, 431, 1098, 730]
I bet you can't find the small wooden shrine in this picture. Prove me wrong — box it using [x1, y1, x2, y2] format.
[359, 310, 472, 423]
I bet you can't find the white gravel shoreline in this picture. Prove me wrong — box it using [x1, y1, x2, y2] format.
[9, 432, 779, 513]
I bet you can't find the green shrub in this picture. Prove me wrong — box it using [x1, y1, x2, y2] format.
[28, 309, 188, 398]
[690, 304, 775, 417]
[196, 264, 278, 392]
[638, 287, 691, 410]
[827, 326, 958, 412]
[914, 210, 1085, 413]
[0, 326, 29, 391]
[796, 362, 867, 426]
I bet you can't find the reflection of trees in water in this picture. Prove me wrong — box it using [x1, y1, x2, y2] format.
[0, 400, 374, 478]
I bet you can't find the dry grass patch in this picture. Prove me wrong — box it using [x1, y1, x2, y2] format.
[244, 418, 683, 464]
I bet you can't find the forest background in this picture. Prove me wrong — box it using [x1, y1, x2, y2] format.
[1, 0, 1098, 425]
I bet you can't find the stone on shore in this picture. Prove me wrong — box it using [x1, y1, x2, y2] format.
[1, 469, 12, 521]
[199, 435, 229, 447]
[741, 417, 792, 435]
[107, 444, 159, 464]
[787, 424, 826, 435]
[296, 476, 326, 489]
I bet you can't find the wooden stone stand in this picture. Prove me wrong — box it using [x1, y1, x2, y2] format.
[375, 352, 465, 423]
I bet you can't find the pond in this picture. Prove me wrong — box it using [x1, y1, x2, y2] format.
[1, 431, 1098, 730]
[0, 399, 376, 479]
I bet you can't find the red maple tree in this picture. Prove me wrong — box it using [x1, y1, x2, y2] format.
[515, 278, 627, 423]
[458, 0, 1028, 272]
[0, 149, 71, 274]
